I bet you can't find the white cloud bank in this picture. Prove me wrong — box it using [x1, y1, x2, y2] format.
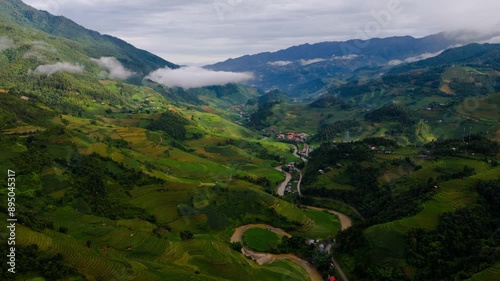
[91, 57, 136, 80]
[23, 41, 58, 62]
[388, 50, 445, 66]
[145, 66, 253, 89]
[33, 62, 84, 76]
[333, 54, 359, 60]
[268, 61, 293, 67]
[299, 58, 326, 66]
[0, 36, 15, 52]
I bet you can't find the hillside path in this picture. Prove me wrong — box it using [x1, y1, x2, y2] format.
[231, 224, 324, 281]
[305, 206, 352, 230]
[274, 166, 292, 196]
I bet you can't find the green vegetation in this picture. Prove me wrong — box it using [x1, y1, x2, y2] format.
[302, 210, 341, 239]
[0, 3, 499, 281]
[146, 110, 192, 141]
[0, 244, 80, 280]
[315, 120, 361, 141]
[243, 228, 282, 252]
[310, 95, 353, 110]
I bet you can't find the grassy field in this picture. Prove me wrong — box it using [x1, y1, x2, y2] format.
[243, 228, 282, 252]
[302, 210, 341, 240]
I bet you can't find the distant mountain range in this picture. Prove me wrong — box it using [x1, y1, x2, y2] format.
[0, 0, 178, 77]
[206, 32, 497, 97]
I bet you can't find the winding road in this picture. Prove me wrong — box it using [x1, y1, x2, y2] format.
[291, 145, 350, 281]
[292, 145, 308, 163]
[231, 144, 352, 281]
[274, 166, 292, 196]
[231, 211, 352, 281]
[275, 145, 306, 196]
[231, 224, 324, 281]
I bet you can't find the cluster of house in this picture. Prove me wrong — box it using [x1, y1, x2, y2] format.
[234, 104, 247, 118]
[276, 132, 309, 142]
[306, 239, 331, 253]
[285, 162, 300, 193]
[368, 145, 394, 154]
[306, 239, 340, 281]
[299, 143, 314, 157]
[425, 103, 449, 111]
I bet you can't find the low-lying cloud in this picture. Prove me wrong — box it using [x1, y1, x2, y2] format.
[388, 50, 444, 66]
[299, 58, 326, 66]
[91, 57, 136, 80]
[145, 66, 253, 89]
[23, 41, 58, 62]
[268, 61, 293, 67]
[33, 62, 84, 76]
[333, 54, 359, 60]
[0, 36, 15, 52]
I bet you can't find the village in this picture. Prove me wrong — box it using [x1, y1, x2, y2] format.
[367, 144, 394, 154]
[276, 132, 310, 142]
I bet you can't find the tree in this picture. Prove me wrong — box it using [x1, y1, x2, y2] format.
[180, 230, 194, 240]
[230, 242, 243, 252]
[312, 251, 331, 272]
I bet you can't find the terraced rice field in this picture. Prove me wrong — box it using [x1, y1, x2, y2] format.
[2, 125, 45, 135]
[243, 228, 282, 252]
[154, 233, 309, 281]
[364, 161, 497, 268]
[128, 185, 192, 223]
[187, 111, 257, 139]
[364, 224, 407, 267]
[271, 201, 311, 225]
[468, 261, 500, 281]
[16, 225, 153, 280]
[114, 127, 166, 157]
[302, 210, 341, 240]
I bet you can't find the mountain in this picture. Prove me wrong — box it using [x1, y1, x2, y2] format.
[0, 0, 178, 76]
[389, 43, 500, 73]
[206, 33, 489, 97]
[242, 43, 500, 142]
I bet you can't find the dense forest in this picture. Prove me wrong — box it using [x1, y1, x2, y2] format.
[406, 180, 500, 281]
[146, 110, 192, 141]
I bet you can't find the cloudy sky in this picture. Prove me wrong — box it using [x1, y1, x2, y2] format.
[22, 0, 500, 65]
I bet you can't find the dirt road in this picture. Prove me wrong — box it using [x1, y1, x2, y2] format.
[274, 166, 292, 196]
[305, 206, 352, 230]
[231, 224, 324, 281]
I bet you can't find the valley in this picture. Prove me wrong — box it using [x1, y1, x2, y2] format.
[0, 1, 499, 281]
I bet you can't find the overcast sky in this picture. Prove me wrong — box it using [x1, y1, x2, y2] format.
[22, 0, 500, 65]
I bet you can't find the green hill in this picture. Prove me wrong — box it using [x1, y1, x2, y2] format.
[242, 44, 500, 144]
[0, 0, 178, 76]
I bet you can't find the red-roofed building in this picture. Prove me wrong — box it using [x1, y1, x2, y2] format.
[329, 276, 337, 281]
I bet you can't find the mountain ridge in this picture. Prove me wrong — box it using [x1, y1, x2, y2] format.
[206, 32, 495, 97]
[1, 0, 178, 76]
